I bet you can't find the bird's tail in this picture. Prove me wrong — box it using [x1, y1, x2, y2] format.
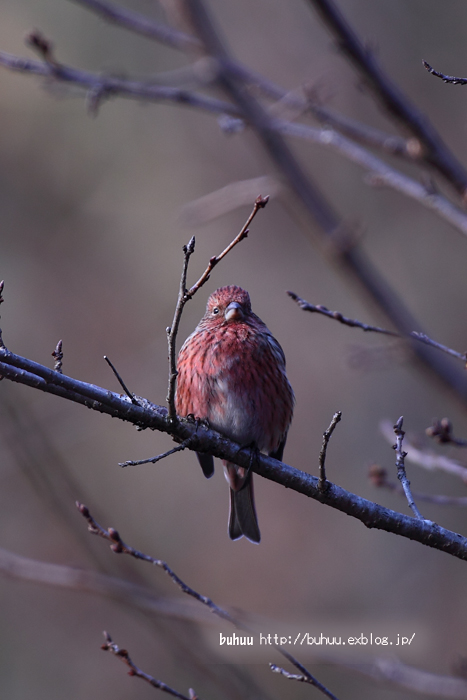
[224, 463, 261, 543]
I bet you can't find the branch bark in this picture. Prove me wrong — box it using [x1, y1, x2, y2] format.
[1, 347, 467, 562]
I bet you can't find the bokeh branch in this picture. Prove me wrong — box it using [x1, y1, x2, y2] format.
[288, 291, 467, 364]
[175, 0, 467, 411]
[306, 0, 467, 196]
[81, 503, 340, 700]
[102, 632, 198, 700]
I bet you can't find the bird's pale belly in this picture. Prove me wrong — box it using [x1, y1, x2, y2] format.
[206, 376, 267, 450]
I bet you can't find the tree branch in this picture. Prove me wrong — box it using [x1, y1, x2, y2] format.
[1, 347, 467, 560]
[176, 0, 467, 412]
[306, 0, 467, 196]
[369, 464, 467, 508]
[318, 411, 342, 491]
[270, 662, 339, 700]
[4, 36, 467, 239]
[287, 292, 467, 363]
[0, 546, 211, 623]
[70, 0, 199, 51]
[0, 50, 239, 118]
[380, 420, 467, 483]
[102, 632, 198, 700]
[165, 196, 267, 419]
[393, 417, 424, 520]
[423, 60, 467, 86]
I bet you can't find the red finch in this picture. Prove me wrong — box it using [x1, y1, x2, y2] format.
[175, 285, 294, 543]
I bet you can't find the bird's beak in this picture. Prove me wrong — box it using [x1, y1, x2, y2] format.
[225, 301, 244, 322]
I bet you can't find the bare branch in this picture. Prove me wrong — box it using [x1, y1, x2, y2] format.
[0, 50, 239, 118]
[70, 0, 199, 51]
[104, 355, 139, 405]
[426, 418, 467, 447]
[175, 0, 467, 410]
[318, 411, 342, 491]
[119, 438, 193, 467]
[393, 417, 424, 520]
[333, 655, 467, 698]
[4, 348, 467, 558]
[288, 291, 467, 363]
[304, 96, 420, 159]
[166, 196, 267, 419]
[0, 546, 211, 623]
[306, 0, 467, 196]
[51, 340, 63, 374]
[369, 464, 467, 507]
[4, 38, 467, 238]
[275, 119, 467, 240]
[179, 177, 279, 227]
[380, 420, 467, 483]
[25, 30, 58, 66]
[186, 194, 269, 298]
[81, 503, 340, 700]
[270, 661, 340, 700]
[166, 237, 196, 421]
[102, 632, 197, 700]
[423, 60, 467, 86]
[77, 502, 236, 623]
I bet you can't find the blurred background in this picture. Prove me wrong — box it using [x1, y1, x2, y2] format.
[2, 1, 467, 698]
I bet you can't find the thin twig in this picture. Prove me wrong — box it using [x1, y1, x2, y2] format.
[426, 418, 467, 447]
[186, 194, 269, 298]
[52, 340, 63, 374]
[306, 0, 467, 196]
[166, 236, 196, 421]
[80, 503, 339, 700]
[4, 45, 467, 238]
[166, 196, 268, 419]
[0, 50, 239, 118]
[304, 97, 420, 159]
[287, 291, 467, 364]
[179, 0, 467, 409]
[347, 656, 467, 698]
[1, 2, 467, 402]
[369, 464, 467, 507]
[393, 417, 424, 520]
[0, 545, 212, 622]
[25, 30, 59, 66]
[102, 632, 197, 700]
[104, 355, 140, 405]
[423, 60, 467, 86]
[274, 119, 467, 240]
[380, 420, 467, 483]
[119, 438, 193, 467]
[76, 502, 235, 622]
[70, 0, 199, 51]
[270, 661, 340, 700]
[66, 0, 444, 179]
[318, 411, 342, 491]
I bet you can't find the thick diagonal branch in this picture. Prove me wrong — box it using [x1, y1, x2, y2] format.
[2, 347, 467, 562]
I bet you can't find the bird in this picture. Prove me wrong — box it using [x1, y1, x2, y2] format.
[175, 285, 294, 543]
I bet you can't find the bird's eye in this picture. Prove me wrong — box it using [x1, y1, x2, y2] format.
[212, 307, 219, 315]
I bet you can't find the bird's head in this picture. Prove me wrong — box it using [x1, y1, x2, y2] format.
[204, 286, 252, 325]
